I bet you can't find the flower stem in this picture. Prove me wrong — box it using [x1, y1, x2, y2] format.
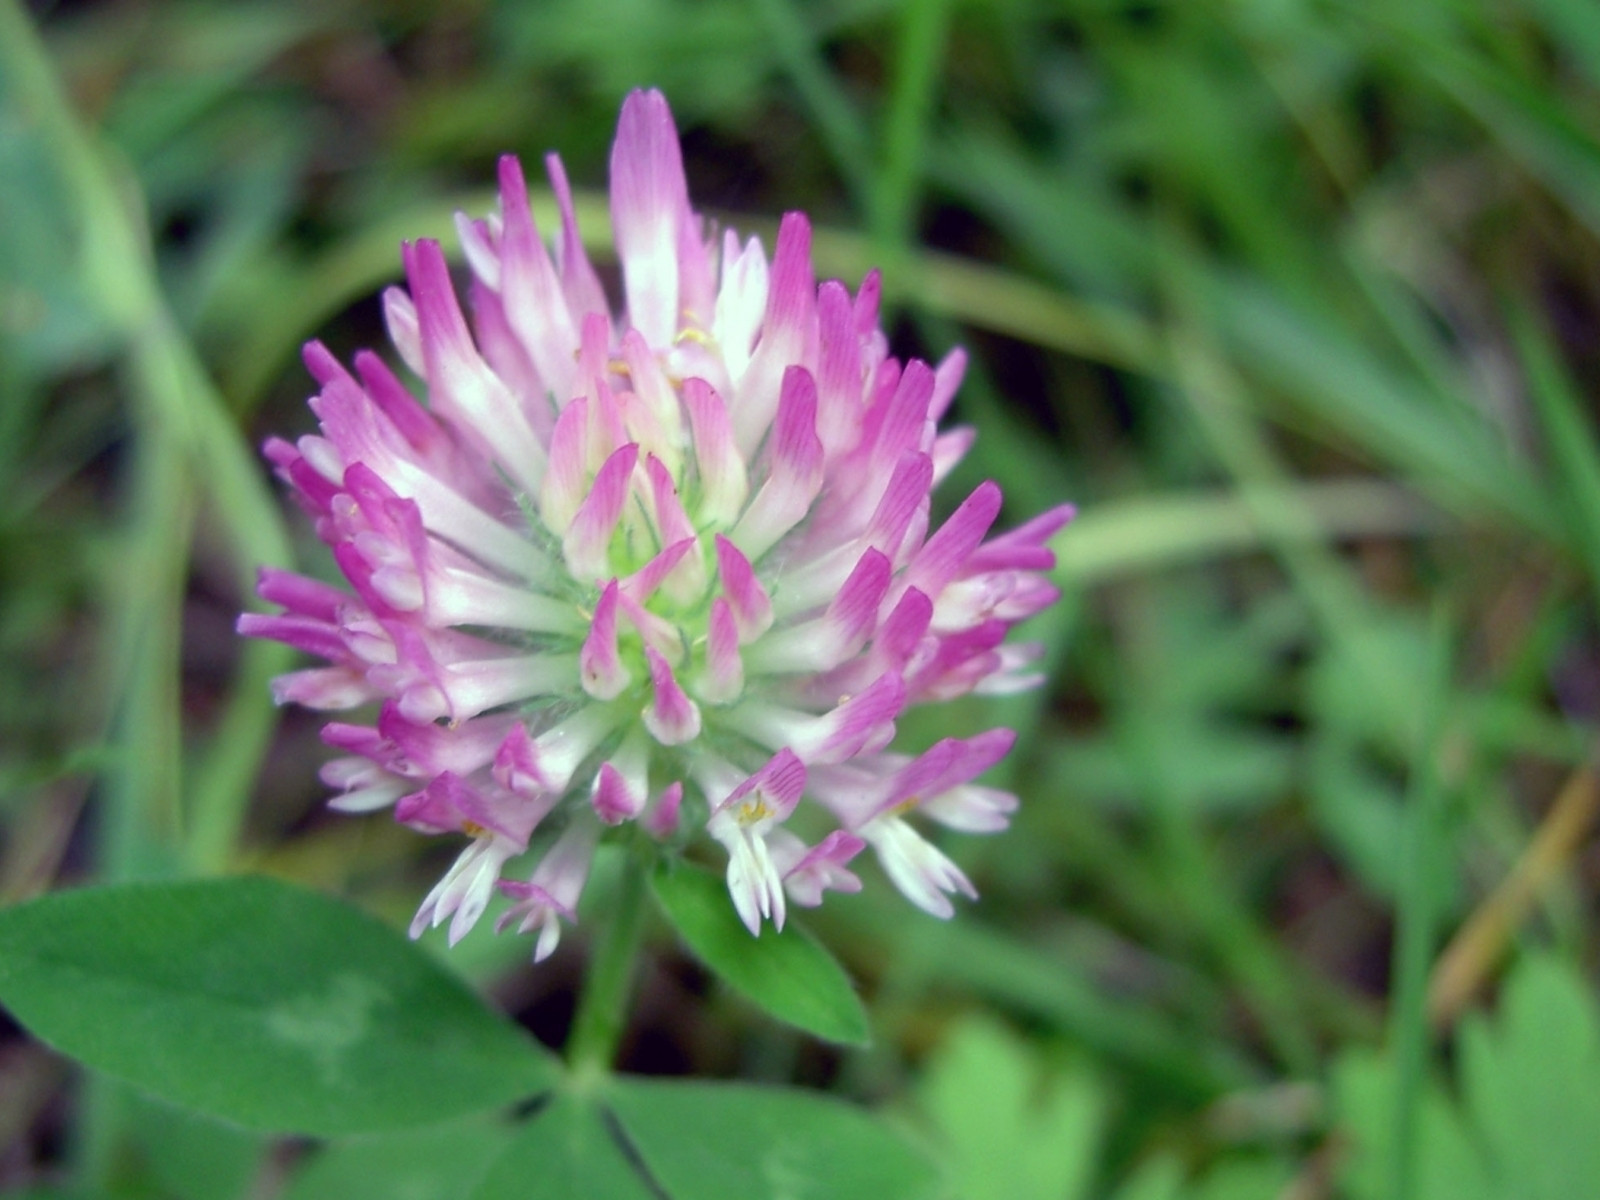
[567, 845, 651, 1085]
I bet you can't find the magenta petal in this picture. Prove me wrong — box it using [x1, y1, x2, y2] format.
[719, 747, 807, 818]
[381, 285, 423, 376]
[903, 480, 1004, 599]
[593, 761, 646, 824]
[802, 673, 906, 764]
[878, 587, 935, 669]
[777, 829, 865, 906]
[496, 820, 600, 960]
[823, 549, 892, 655]
[545, 151, 609, 323]
[707, 748, 808, 935]
[320, 721, 388, 763]
[403, 239, 545, 492]
[965, 503, 1076, 573]
[497, 154, 578, 402]
[353, 349, 444, 455]
[875, 729, 1017, 820]
[732, 212, 816, 454]
[492, 723, 548, 799]
[580, 580, 631, 699]
[644, 781, 685, 839]
[863, 452, 935, 560]
[622, 332, 684, 448]
[540, 396, 590, 532]
[610, 88, 690, 347]
[797, 829, 865, 873]
[302, 339, 353, 388]
[683, 376, 748, 525]
[236, 612, 348, 662]
[642, 646, 702, 745]
[398, 771, 530, 843]
[622, 536, 696, 603]
[644, 454, 696, 548]
[866, 358, 936, 473]
[713, 535, 773, 642]
[374, 703, 502, 775]
[562, 442, 640, 582]
[270, 666, 376, 710]
[455, 212, 499, 289]
[702, 597, 744, 703]
[769, 367, 824, 478]
[731, 366, 824, 560]
[929, 347, 967, 423]
[815, 280, 863, 458]
[854, 268, 883, 336]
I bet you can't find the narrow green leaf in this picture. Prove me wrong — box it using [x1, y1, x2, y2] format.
[871, 0, 952, 251]
[0, 877, 556, 1133]
[932, 128, 1152, 301]
[1385, 609, 1455, 1200]
[1200, 272, 1551, 535]
[1527, 0, 1600, 88]
[1512, 307, 1600, 595]
[610, 1078, 943, 1200]
[1414, 34, 1600, 241]
[650, 860, 868, 1046]
[1053, 481, 1438, 585]
[1331, 1049, 1493, 1200]
[469, 1095, 657, 1200]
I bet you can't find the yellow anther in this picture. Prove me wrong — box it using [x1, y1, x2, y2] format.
[462, 820, 487, 837]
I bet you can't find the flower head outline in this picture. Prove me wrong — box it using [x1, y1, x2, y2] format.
[241, 89, 1072, 957]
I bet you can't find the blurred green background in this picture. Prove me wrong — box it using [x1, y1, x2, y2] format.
[4, 0, 1600, 1196]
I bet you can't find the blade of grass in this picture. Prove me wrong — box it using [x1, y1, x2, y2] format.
[929, 128, 1154, 301]
[1511, 305, 1600, 598]
[1428, 764, 1600, 1028]
[931, 119, 1552, 537]
[1407, 27, 1600, 242]
[852, 903, 1259, 1100]
[864, 236, 1165, 371]
[1196, 269, 1557, 538]
[0, 0, 294, 874]
[1053, 479, 1440, 585]
[106, 333, 198, 881]
[1527, 0, 1600, 89]
[870, 0, 952, 258]
[750, 0, 874, 209]
[1386, 607, 1455, 1200]
[1116, 637, 1319, 1077]
[1165, 291, 1425, 746]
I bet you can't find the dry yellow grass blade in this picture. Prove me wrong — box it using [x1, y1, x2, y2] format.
[1428, 764, 1600, 1027]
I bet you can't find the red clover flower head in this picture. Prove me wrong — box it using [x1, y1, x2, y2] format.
[241, 89, 1072, 957]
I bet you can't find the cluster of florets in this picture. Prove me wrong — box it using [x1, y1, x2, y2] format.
[240, 89, 1071, 959]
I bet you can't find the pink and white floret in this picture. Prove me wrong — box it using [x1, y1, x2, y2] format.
[240, 89, 1071, 959]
